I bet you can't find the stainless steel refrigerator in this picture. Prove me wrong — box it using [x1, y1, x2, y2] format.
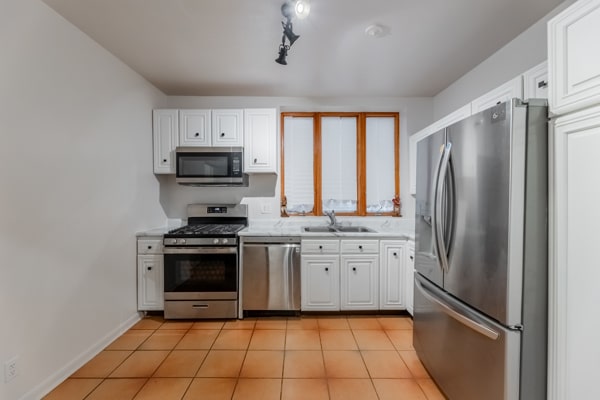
[413, 99, 548, 400]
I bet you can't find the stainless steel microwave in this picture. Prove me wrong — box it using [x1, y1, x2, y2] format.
[175, 147, 246, 186]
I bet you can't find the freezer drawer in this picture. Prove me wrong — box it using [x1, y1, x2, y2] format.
[413, 274, 520, 400]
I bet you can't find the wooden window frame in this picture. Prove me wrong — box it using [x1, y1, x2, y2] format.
[280, 111, 400, 217]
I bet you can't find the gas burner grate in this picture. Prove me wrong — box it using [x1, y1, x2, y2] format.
[168, 224, 246, 237]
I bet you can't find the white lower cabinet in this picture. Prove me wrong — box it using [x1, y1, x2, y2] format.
[340, 254, 379, 310]
[301, 254, 340, 311]
[301, 238, 411, 312]
[137, 237, 164, 311]
[137, 255, 164, 311]
[379, 240, 406, 310]
[301, 239, 380, 311]
[406, 242, 415, 316]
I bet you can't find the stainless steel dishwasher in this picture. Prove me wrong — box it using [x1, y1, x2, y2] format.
[241, 236, 301, 313]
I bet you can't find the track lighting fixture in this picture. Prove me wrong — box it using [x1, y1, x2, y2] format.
[275, 1, 310, 65]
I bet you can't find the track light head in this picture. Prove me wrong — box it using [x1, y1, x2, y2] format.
[275, 44, 289, 65]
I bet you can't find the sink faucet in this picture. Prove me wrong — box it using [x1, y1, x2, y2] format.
[324, 210, 337, 227]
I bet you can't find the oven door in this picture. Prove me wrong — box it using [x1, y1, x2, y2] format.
[163, 247, 238, 300]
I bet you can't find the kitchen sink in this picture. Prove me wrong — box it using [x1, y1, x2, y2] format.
[302, 226, 338, 232]
[302, 226, 376, 233]
[335, 226, 376, 233]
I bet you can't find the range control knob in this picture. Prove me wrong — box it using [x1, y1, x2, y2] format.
[222, 238, 229, 244]
[177, 239, 186, 245]
[213, 238, 220, 244]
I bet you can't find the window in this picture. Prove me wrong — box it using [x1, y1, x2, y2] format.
[281, 112, 400, 216]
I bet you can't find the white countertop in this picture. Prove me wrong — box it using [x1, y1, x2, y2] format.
[136, 217, 415, 241]
[239, 217, 415, 240]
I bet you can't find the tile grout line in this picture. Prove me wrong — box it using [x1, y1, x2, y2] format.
[80, 318, 166, 400]
[347, 323, 383, 400]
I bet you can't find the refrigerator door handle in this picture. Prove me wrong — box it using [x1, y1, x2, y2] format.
[435, 142, 452, 273]
[415, 278, 500, 340]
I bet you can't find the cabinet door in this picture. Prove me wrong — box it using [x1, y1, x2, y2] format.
[549, 0, 600, 115]
[471, 76, 523, 113]
[301, 255, 340, 311]
[244, 108, 277, 173]
[340, 254, 379, 310]
[212, 109, 244, 146]
[153, 109, 179, 174]
[379, 240, 405, 310]
[523, 61, 548, 100]
[549, 104, 600, 400]
[406, 244, 415, 316]
[137, 255, 164, 311]
[179, 109, 211, 146]
[409, 104, 471, 195]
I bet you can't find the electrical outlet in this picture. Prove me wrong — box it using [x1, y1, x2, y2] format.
[261, 202, 272, 214]
[4, 356, 18, 383]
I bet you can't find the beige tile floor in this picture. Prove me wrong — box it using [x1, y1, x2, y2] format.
[44, 315, 446, 400]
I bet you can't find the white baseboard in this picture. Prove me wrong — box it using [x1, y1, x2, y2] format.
[21, 312, 142, 400]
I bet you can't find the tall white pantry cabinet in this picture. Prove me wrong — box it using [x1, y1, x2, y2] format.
[547, 1, 600, 399]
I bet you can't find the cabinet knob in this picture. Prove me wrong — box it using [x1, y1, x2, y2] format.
[254, 158, 258, 164]
[358, 245, 363, 250]
[147, 245, 152, 250]
[147, 266, 152, 271]
[325, 267, 329, 272]
[393, 252, 397, 256]
[163, 159, 167, 162]
[220, 132, 225, 137]
[195, 132, 199, 137]
[410, 255, 414, 260]
[319, 245, 323, 250]
[538, 80, 548, 89]
[352, 267, 357, 272]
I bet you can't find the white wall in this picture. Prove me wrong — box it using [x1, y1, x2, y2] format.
[162, 96, 432, 220]
[0, 1, 167, 399]
[433, 0, 576, 119]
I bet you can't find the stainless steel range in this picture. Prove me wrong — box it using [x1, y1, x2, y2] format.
[163, 204, 247, 319]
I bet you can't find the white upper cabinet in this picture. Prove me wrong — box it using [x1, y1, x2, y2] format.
[409, 104, 472, 195]
[179, 109, 211, 146]
[549, 104, 600, 400]
[523, 61, 549, 100]
[548, 0, 600, 116]
[471, 75, 523, 113]
[153, 109, 179, 174]
[212, 109, 244, 146]
[244, 108, 277, 173]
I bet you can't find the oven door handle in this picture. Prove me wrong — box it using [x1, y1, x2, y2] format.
[163, 247, 238, 254]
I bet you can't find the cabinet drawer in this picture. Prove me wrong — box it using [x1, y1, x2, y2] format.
[137, 239, 163, 254]
[341, 240, 379, 254]
[302, 240, 339, 254]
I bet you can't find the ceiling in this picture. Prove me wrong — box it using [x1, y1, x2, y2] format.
[41, 0, 563, 97]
